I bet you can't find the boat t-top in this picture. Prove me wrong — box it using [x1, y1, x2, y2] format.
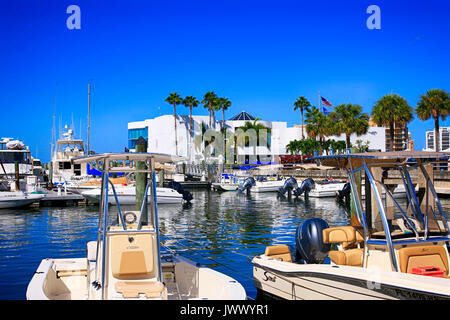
[253, 151, 450, 300]
[27, 152, 246, 300]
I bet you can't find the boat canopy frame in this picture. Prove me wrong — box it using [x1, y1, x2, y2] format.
[311, 151, 450, 272]
[72, 152, 182, 299]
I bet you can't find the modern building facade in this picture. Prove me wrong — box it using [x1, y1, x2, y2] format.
[128, 111, 387, 164]
[385, 122, 410, 152]
[423, 127, 450, 152]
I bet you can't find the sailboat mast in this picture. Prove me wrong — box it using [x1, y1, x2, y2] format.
[87, 83, 91, 155]
[51, 84, 57, 160]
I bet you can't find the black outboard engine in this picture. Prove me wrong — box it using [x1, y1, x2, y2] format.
[278, 177, 299, 197]
[167, 181, 193, 202]
[294, 178, 315, 197]
[238, 177, 256, 193]
[337, 182, 351, 200]
[295, 218, 331, 264]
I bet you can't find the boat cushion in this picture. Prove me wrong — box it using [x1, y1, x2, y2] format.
[398, 245, 449, 275]
[115, 281, 165, 298]
[329, 249, 363, 267]
[265, 245, 292, 263]
[323, 226, 363, 249]
[110, 233, 155, 279]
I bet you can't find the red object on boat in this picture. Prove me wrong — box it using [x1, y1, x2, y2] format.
[411, 266, 444, 277]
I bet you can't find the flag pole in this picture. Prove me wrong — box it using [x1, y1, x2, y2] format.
[318, 91, 321, 113]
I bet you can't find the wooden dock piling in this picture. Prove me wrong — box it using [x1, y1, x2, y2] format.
[135, 137, 148, 224]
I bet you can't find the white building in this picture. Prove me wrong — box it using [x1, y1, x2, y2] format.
[127, 111, 386, 164]
[423, 127, 450, 151]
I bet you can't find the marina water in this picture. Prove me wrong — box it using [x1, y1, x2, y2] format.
[1, 190, 354, 300]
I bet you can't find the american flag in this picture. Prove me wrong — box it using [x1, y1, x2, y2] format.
[321, 96, 333, 107]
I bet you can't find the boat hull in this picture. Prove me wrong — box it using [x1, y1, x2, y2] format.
[27, 254, 246, 300]
[81, 187, 183, 204]
[252, 180, 286, 193]
[0, 193, 44, 209]
[252, 258, 450, 300]
[212, 183, 238, 191]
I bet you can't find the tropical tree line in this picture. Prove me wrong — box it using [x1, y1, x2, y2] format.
[289, 88, 450, 156]
[194, 117, 272, 164]
[165, 91, 232, 156]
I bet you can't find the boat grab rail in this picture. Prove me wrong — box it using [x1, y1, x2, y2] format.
[363, 162, 398, 272]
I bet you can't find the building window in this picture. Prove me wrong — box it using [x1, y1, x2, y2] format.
[442, 129, 449, 150]
[427, 132, 434, 150]
[58, 162, 71, 170]
[128, 128, 148, 150]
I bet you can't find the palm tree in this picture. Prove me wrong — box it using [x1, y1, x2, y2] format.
[305, 106, 331, 154]
[294, 96, 311, 139]
[416, 89, 450, 152]
[165, 92, 183, 155]
[201, 91, 218, 128]
[371, 94, 413, 152]
[331, 104, 369, 148]
[218, 97, 232, 130]
[217, 97, 232, 162]
[182, 96, 199, 138]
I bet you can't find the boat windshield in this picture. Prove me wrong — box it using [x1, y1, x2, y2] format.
[310, 152, 450, 242]
[0, 151, 32, 164]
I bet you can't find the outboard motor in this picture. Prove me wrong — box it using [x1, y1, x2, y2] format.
[167, 181, 193, 202]
[294, 178, 315, 197]
[238, 177, 256, 194]
[337, 182, 351, 200]
[295, 218, 331, 264]
[278, 177, 299, 197]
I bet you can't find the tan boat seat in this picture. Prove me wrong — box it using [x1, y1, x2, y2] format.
[115, 281, 165, 298]
[110, 233, 155, 279]
[265, 245, 292, 262]
[323, 226, 365, 267]
[398, 245, 449, 276]
[323, 226, 364, 249]
[328, 248, 364, 267]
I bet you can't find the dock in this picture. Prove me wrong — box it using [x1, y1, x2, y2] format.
[38, 190, 85, 207]
[178, 181, 211, 189]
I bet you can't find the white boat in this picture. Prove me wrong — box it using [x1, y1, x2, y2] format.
[307, 179, 347, 197]
[66, 176, 131, 194]
[80, 185, 184, 204]
[252, 177, 286, 193]
[51, 125, 91, 187]
[0, 138, 33, 178]
[0, 191, 44, 209]
[27, 152, 246, 300]
[253, 151, 450, 300]
[212, 173, 239, 191]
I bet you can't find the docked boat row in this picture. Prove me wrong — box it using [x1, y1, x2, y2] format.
[0, 137, 47, 209]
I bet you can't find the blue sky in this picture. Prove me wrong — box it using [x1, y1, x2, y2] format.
[1, 0, 449, 162]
